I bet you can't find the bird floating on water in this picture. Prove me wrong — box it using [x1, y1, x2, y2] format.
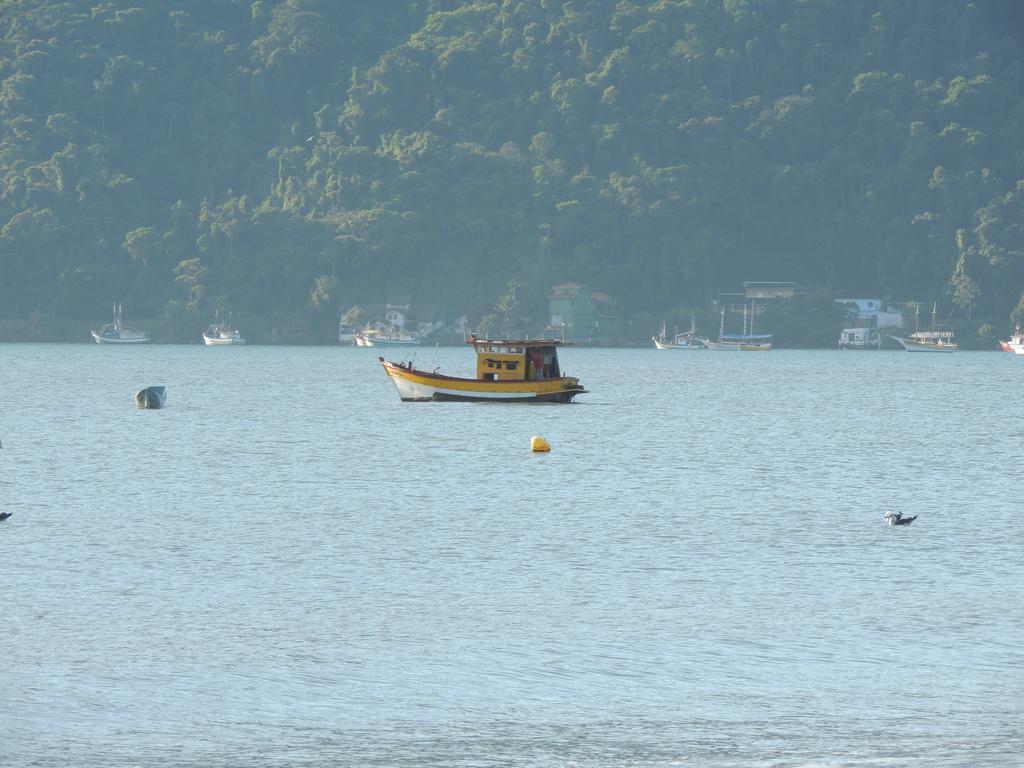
[884, 511, 917, 526]
[0, 512, 12, 522]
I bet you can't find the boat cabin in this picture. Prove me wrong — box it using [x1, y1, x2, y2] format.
[468, 338, 563, 381]
[908, 330, 956, 346]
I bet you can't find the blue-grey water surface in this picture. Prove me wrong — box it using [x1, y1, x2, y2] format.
[2, 344, 1022, 767]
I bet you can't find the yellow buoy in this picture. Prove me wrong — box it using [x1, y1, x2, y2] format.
[531, 435, 551, 452]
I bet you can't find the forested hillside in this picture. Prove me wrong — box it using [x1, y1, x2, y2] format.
[1, 0, 1022, 341]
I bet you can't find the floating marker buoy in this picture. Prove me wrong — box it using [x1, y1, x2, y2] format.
[531, 436, 550, 452]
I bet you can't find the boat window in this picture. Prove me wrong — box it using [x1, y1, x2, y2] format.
[505, 361, 518, 370]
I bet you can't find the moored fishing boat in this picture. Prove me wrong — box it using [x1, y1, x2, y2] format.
[355, 327, 421, 347]
[652, 317, 706, 350]
[91, 304, 150, 344]
[379, 337, 586, 402]
[998, 326, 1024, 354]
[202, 314, 245, 345]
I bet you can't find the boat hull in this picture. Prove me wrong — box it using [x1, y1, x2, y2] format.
[653, 338, 705, 350]
[999, 335, 1024, 353]
[371, 338, 421, 346]
[356, 331, 419, 347]
[135, 386, 167, 409]
[92, 330, 150, 344]
[890, 336, 957, 352]
[203, 333, 245, 345]
[380, 359, 585, 402]
[701, 340, 741, 351]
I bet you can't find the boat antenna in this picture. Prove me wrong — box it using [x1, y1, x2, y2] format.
[428, 342, 439, 372]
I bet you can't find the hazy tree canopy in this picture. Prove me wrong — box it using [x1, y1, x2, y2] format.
[1, 0, 1023, 341]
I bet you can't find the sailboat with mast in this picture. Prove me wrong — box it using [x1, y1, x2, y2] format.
[891, 303, 957, 352]
[91, 303, 150, 344]
[701, 305, 772, 351]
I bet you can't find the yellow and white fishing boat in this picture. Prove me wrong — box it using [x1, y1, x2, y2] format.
[379, 337, 587, 402]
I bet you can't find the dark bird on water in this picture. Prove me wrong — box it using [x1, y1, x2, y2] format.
[884, 511, 917, 526]
[0, 512, 12, 521]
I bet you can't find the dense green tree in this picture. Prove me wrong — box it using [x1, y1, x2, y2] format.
[0, 0, 1022, 344]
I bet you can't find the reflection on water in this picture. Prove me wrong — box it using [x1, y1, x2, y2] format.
[2, 345, 1022, 766]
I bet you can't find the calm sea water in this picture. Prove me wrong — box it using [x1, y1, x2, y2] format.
[2, 344, 1021, 767]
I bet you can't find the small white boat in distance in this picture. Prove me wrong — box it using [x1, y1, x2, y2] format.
[91, 304, 150, 344]
[891, 303, 957, 352]
[998, 326, 1024, 354]
[355, 327, 420, 347]
[653, 318, 706, 350]
[203, 314, 245, 345]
